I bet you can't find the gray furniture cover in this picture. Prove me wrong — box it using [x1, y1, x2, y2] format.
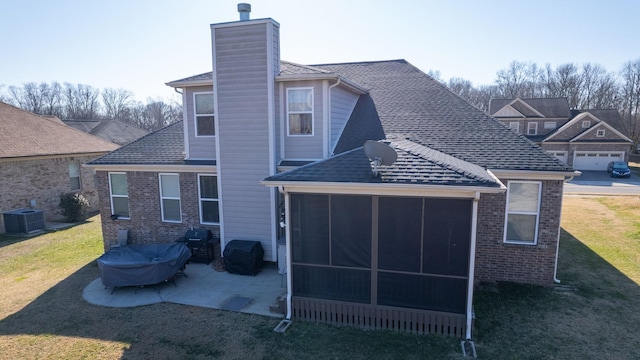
[97, 243, 191, 287]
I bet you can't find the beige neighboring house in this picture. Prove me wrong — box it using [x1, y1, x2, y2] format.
[62, 119, 149, 146]
[0, 102, 119, 233]
[490, 97, 633, 171]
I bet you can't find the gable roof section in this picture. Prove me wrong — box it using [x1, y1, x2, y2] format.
[570, 119, 633, 143]
[314, 61, 572, 172]
[544, 111, 632, 143]
[0, 102, 119, 159]
[490, 98, 570, 118]
[88, 121, 185, 165]
[264, 139, 503, 188]
[333, 94, 385, 154]
[572, 109, 630, 136]
[64, 119, 149, 145]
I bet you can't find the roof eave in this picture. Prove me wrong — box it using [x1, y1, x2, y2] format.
[275, 74, 368, 94]
[490, 169, 581, 180]
[165, 79, 213, 88]
[261, 180, 505, 197]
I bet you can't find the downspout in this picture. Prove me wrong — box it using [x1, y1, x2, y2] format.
[465, 192, 480, 340]
[327, 78, 341, 157]
[278, 185, 293, 320]
[553, 181, 565, 284]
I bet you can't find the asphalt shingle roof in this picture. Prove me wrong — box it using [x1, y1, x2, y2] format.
[312, 61, 572, 172]
[88, 121, 184, 165]
[265, 139, 502, 187]
[0, 102, 119, 158]
[489, 98, 571, 118]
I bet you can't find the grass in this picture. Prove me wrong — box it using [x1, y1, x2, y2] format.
[1, 196, 639, 359]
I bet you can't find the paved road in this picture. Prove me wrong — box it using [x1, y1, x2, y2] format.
[564, 171, 640, 196]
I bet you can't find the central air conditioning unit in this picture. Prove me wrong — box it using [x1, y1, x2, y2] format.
[3, 209, 46, 234]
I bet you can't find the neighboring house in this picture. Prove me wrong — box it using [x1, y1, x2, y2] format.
[63, 119, 149, 145]
[490, 97, 633, 170]
[88, 8, 577, 339]
[0, 102, 119, 233]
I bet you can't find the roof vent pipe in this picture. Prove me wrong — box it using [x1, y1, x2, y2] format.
[238, 3, 251, 21]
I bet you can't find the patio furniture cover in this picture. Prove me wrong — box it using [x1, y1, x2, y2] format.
[97, 243, 191, 287]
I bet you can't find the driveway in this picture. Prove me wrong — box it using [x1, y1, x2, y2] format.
[565, 171, 640, 195]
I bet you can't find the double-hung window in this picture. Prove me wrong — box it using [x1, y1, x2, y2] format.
[287, 88, 313, 135]
[509, 122, 519, 133]
[109, 172, 129, 219]
[527, 122, 538, 135]
[198, 174, 219, 224]
[69, 161, 81, 191]
[159, 173, 181, 222]
[504, 181, 541, 245]
[194, 92, 215, 136]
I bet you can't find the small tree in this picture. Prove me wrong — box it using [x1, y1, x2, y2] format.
[59, 193, 90, 222]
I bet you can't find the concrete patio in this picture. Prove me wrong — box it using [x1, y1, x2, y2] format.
[83, 262, 286, 318]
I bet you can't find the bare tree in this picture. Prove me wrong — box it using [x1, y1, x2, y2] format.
[579, 63, 619, 109]
[619, 58, 640, 143]
[495, 61, 543, 98]
[63, 83, 101, 119]
[102, 88, 133, 120]
[541, 63, 582, 108]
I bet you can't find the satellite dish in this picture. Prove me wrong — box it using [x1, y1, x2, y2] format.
[364, 140, 397, 177]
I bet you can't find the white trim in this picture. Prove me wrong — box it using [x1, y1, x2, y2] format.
[509, 98, 545, 117]
[490, 169, 579, 180]
[582, 120, 591, 128]
[465, 193, 480, 340]
[286, 87, 314, 136]
[193, 91, 215, 137]
[262, 181, 505, 197]
[159, 173, 182, 223]
[284, 188, 292, 320]
[322, 80, 329, 158]
[69, 161, 81, 191]
[276, 74, 367, 95]
[108, 172, 130, 220]
[210, 17, 280, 30]
[197, 174, 220, 225]
[89, 164, 216, 173]
[527, 122, 538, 136]
[503, 181, 542, 245]
[543, 121, 557, 130]
[596, 129, 606, 137]
[544, 112, 595, 142]
[509, 122, 520, 132]
[181, 90, 190, 159]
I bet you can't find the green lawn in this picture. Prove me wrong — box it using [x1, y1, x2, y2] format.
[0, 196, 639, 359]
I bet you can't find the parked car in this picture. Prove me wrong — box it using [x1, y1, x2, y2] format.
[607, 161, 631, 178]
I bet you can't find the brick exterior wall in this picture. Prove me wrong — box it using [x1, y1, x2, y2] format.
[475, 179, 564, 286]
[96, 171, 220, 252]
[0, 155, 103, 233]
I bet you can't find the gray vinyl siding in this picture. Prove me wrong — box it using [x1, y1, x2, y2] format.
[184, 86, 216, 160]
[213, 21, 278, 261]
[283, 81, 324, 159]
[330, 85, 359, 151]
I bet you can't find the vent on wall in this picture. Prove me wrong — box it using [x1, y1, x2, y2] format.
[2, 209, 45, 234]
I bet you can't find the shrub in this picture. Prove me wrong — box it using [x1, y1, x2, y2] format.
[59, 193, 90, 222]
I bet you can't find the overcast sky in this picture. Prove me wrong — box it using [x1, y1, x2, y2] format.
[2, 0, 639, 102]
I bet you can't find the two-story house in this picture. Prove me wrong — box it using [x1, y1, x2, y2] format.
[490, 97, 633, 170]
[89, 6, 577, 339]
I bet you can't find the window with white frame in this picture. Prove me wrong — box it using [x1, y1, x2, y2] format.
[509, 122, 519, 132]
[287, 88, 313, 135]
[504, 181, 541, 245]
[198, 174, 219, 224]
[109, 173, 129, 219]
[159, 173, 181, 222]
[596, 129, 606, 137]
[69, 161, 81, 191]
[194, 92, 215, 136]
[527, 122, 538, 135]
[543, 121, 556, 129]
[582, 120, 591, 128]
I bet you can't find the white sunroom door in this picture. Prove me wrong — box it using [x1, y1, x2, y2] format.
[573, 152, 624, 171]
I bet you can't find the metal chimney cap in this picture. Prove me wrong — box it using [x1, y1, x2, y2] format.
[238, 3, 251, 20]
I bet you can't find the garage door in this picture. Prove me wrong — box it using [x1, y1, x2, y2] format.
[573, 152, 624, 171]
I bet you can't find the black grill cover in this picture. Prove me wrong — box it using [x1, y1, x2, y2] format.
[223, 240, 264, 275]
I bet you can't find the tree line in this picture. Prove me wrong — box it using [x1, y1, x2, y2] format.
[431, 57, 640, 145]
[0, 82, 181, 131]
